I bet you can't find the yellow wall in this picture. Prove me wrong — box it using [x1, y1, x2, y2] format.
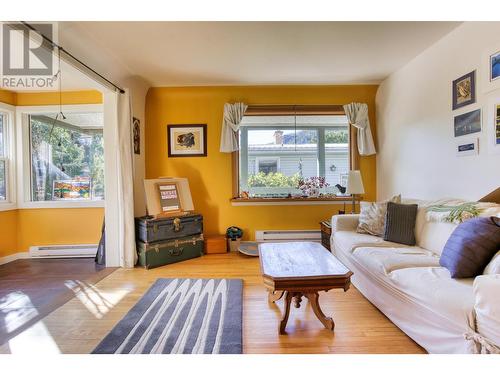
[0, 90, 104, 257]
[0, 210, 18, 258]
[16, 90, 102, 106]
[16, 208, 104, 252]
[146, 85, 378, 240]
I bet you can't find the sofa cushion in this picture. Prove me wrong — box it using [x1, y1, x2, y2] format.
[352, 246, 440, 275]
[440, 217, 500, 278]
[332, 231, 406, 257]
[357, 194, 401, 236]
[484, 251, 500, 275]
[388, 267, 475, 329]
[473, 275, 500, 344]
[384, 202, 418, 245]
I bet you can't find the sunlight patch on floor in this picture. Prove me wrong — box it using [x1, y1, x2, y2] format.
[7, 320, 61, 354]
[64, 280, 131, 319]
[1, 292, 39, 334]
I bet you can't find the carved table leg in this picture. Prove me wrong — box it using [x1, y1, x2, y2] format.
[293, 293, 303, 308]
[268, 290, 285, 303]
[305, 292, 335, 331]
[279, 291, 293, 334]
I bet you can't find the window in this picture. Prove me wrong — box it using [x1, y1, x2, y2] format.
[0, 112, 7, 201]
[239, 114, 350, 198]
[28, 112, 104, 202]
[256, 157, 279, 174]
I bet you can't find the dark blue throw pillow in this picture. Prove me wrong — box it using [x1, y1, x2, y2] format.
[440, 217, 500, 278]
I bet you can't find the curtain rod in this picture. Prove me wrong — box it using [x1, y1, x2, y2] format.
[20, 21, 126, 94]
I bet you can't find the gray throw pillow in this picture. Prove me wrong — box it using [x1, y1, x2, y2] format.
[383, 202, 418, 246]
[440, 217, 500, 278]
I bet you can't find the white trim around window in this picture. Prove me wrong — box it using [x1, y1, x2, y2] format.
[15, 104, 105, 209]
[0, 102, 16, 211]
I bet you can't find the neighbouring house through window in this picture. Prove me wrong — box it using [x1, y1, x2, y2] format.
[239, 114, 350, 198]
[29, 112, 104, 202]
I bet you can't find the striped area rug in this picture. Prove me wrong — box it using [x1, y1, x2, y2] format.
[92, 278, 243, 354]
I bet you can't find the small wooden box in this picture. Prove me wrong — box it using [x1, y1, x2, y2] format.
[205, 235, 227, 254]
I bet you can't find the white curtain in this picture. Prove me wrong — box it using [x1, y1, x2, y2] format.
[343, 102, 376, 156]
[116, 90, 137, 267]
[219, 102, 248, 153]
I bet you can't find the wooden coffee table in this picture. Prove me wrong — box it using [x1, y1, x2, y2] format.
[259, 242, 353, 334]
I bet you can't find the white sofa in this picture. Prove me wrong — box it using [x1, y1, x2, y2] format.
[330, 200, 500, 354]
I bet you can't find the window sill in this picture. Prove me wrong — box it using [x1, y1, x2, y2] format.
[17, 200, 105, 209]
[0, 202, 17, 212]
[230, 196, 354, 206]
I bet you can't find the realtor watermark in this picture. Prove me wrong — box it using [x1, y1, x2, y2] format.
[1, 22, 58, 90]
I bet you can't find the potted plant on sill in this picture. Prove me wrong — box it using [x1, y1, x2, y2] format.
[298, 177, 330, 198]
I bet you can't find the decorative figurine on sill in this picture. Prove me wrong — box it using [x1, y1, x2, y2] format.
[240, 191, 249, 199]
[335, 184, 347, 194]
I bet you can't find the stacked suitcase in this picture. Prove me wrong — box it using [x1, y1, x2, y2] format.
[135, 213, 204, 269]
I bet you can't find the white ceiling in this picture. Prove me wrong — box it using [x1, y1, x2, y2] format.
[8, 21, 461, 92]
[58, 21, 461, 88]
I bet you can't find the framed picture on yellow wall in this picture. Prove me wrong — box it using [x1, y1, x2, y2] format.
[167, 124, 207, 157]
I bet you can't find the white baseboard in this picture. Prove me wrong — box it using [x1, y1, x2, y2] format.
[0, 251, 30, 265]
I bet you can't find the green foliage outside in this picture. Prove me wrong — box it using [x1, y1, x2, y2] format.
[324, 130, 348, 144]
[248, 172, 300, 187]
[30, 118, 104, 201]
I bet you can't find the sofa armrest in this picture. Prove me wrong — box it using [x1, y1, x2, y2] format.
[472, 275, 500, 349]
[331, 214, 360, 233]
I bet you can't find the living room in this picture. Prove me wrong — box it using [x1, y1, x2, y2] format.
[1, 1, 500, 374]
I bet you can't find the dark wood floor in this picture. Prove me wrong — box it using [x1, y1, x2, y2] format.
[0, 258, 116, 346]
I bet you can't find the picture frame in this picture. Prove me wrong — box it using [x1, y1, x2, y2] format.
[481, 45, 500, 93]
[133, 117, 140, 155]
[486, 94, 500, 155]
[156, 181, 182, 214]
[452, 71, 476, 110]
[167, 124, 207, 157]
[490, 50, 500, 83]
[456, 138, 479, 157]
[453, 108, 482, 137]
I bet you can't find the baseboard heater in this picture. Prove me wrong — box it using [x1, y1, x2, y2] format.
[29, 244, 98, 258]
[255, 230, 321, 242]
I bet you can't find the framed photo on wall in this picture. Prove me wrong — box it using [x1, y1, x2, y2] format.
[490, 50, 500, 82]
[167, 124, 207, 157]
[486, 95, 500, 155]
[133, 117, 140, 155]
[456, 138, 479, 157]
[452, 71, 476, 110]
[454, 108, 482, 137]
[481, 45, 500, 93]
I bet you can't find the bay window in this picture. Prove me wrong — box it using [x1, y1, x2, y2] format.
[28, 112, 104, 202]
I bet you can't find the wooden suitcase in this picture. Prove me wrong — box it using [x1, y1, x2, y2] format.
[135, 213, 203, 244]
[137, 234, 204, 269]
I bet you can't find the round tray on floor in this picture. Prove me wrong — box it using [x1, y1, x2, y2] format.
[238, 241, 260, 257]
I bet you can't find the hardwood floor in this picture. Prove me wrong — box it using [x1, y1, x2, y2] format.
[0, 252, 425, 354]
[0, 258, 116, 348]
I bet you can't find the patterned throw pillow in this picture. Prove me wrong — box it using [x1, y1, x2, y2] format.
[357, 195, 401, 237]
